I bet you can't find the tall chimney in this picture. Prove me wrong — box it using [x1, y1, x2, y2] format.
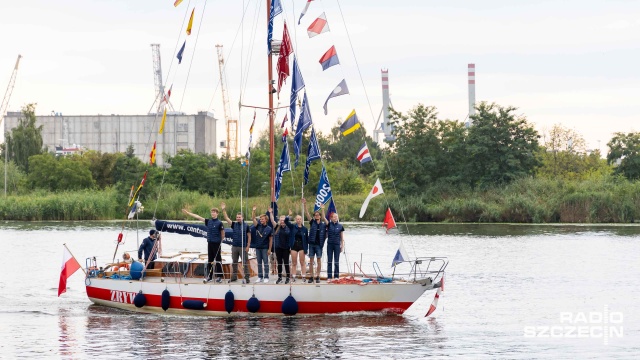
[381, 69, 394, 140]
[467, 63, 476, 126]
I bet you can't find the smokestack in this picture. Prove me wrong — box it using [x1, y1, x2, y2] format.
[381, 69, 394, 140]
[467, 63, 476, 126]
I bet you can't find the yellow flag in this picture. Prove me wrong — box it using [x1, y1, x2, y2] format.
[186, 8, 195, 35]
[159, 108, 167, 134]
[174, 0, 183, 7]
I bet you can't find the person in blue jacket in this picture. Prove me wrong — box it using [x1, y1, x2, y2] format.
[326, 213, 345, 280]
[285, 209, 309, 282]
[303, 198, 328, 283]
[182, 207, 225, 283]
[221, 202, 251, 283]
[138, 229, 160, 269]
[269, 209, 291, 284]
[251, 205, 272, 283]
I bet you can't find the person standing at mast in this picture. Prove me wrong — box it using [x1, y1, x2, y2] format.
[251, 205, 273, 283]
[303, 198, 328, 283]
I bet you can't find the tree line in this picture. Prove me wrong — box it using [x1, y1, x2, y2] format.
[2, 102, 640, 207]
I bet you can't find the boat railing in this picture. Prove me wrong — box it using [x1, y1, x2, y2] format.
[391, 257, 448, 285]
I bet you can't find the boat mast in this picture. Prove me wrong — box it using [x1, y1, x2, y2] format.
[267, 0, 275, 205]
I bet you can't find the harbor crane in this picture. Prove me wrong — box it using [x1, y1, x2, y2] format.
[215, 45, 238, 158]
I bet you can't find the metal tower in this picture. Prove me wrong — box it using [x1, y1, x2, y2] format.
[374, 69, 395, 143]
[216, 44, 238, 158]
[148, 44, 172, 114]
[1, 54, 22, 196]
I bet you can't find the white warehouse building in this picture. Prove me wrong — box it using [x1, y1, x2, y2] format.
[2, 111, 218, 165]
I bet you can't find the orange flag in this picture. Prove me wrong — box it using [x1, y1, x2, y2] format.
[149, 141, 157, 165]
[186, 8, 195, 35]
[174, 0, 184, 7]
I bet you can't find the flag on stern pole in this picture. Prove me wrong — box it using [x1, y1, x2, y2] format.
[274, 141, 291, 201]
[425, 277, 444, 317]
[58, 245, 81, 297]
[323, 79, 349, 115]
[391, 241, 409, 267]
[307, 12, 330, 38]
[359, 179, 384, 218]
[356, 142, 371, 165]
[319, 45, 339, 71]
[186, 8, 195, 35]
[298, 0, 313, 24]
[314, 166, 333, 211]
[383, 208, 397, 233]
[303, 128, 321, 185]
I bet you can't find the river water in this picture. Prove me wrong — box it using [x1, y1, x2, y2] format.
[0, 221, 638, 359]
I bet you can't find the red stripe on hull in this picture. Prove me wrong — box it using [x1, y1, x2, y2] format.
[86, 286, 410, 315]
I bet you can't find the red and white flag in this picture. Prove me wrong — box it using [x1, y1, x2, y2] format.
[307, 13, 329, 38]
[277, 22, 293, 96]
[58, 246, 81, 297]
[359, 179, 384, 218]
[425, 277, 444, 317]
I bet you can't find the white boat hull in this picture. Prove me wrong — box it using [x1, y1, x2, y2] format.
[85, 276, 434, 316]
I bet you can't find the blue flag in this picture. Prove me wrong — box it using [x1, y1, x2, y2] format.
[294, 92, 312, 167]
[177, 40, 186, 64]
[303, 128, 321, 185]
[268, 0, 283, 54]
[325, 198, 337, 222]
[289, 56, 305, 128]
[274, 141, 291, 201]
[314, 166, 332, 211]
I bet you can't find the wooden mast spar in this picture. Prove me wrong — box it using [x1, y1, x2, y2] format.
[267, 0, 275, 206]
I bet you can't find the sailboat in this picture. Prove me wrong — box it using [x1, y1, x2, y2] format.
[82, 1, 447, 316]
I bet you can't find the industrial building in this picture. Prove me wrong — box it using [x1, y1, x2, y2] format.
[2, 111, 218, 165]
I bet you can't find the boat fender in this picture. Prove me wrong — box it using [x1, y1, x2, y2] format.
[133, 291, 146, 308]
[246, 295, 260, 313]
[182, 300, 207, 310]
[161, 289, 170, 311]
[224, 290, 234, 314]
[130, 261, 144, 280]
[282, 295, 298, 316]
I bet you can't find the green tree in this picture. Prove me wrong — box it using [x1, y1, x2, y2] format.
[387, 104, 468, 195]
[3, 103, 45, 173]
[607, 132, 640, 179]
[26, 153, 95, 191]
[538, 124, 610, 179]
[84, 150, 122, 189]
[466, 102, 541, 186]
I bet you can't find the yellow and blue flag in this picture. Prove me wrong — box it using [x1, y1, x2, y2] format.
[340, 110, 360, 136]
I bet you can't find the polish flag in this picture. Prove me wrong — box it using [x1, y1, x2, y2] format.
[425, 276, 444, 317]
[307, 13, 329, 38]
[58, 246, 81, 297]
[359, 179, 384, 218]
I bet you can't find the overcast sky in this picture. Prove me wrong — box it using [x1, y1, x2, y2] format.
[1, 0, 639, 154]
